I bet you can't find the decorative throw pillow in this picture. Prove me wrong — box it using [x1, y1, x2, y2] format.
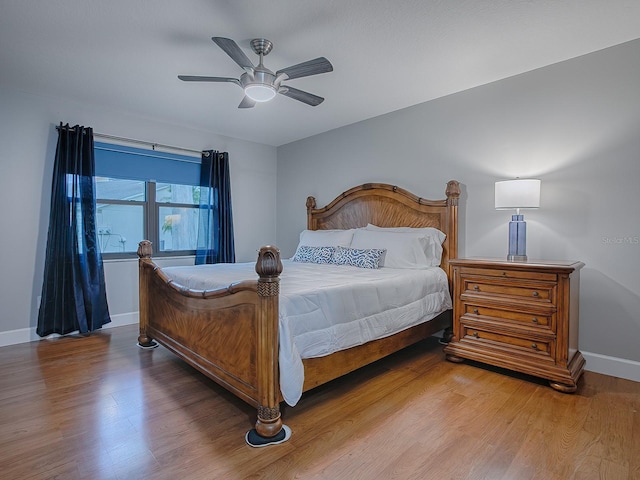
[292, 245, 335, 264]
[332, 246, 386, 269]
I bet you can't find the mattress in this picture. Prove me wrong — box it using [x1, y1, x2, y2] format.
[162, 260, 452, 406]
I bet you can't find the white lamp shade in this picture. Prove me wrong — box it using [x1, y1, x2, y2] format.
[495, 179, 541, 209]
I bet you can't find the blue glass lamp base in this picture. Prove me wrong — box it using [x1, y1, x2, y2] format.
[507, 214, 527, 262]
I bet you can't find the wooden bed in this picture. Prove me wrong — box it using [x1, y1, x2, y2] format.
[137, 181, 460, 441]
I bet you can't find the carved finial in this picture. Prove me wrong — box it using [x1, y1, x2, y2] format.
[306, 196, 316, 211]
[255, 245, 283, 280]
[137, 240, 153, 258]
[446, 180, 460, 206]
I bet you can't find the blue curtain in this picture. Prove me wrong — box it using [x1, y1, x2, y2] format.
[37, 123, 111, 336]
[195, 150, 235, 264]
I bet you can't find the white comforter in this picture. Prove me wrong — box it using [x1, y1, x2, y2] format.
[162, 260, 452, 406]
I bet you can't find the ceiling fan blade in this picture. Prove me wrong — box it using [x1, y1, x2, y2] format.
[279, 86, 324, 106]
[178, 75, 240, 86]
[238, 96, 256, 109]
[212, 37, 254, 70]
[276, 57, 333, 80]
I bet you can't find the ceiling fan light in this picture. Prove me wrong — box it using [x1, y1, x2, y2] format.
[244, 84, 277, 102]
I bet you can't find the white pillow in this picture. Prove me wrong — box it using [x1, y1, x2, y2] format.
[350, 229, 436, 269]
[365, 224, 446, 244]
[296, 229, 355, 249]
[364, 224, 444, 266]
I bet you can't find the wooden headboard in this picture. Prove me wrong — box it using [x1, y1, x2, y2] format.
[305, 181, 460, 288]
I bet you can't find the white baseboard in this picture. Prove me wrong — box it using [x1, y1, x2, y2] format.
[582, 351, 640, 383]
[1, 321, 638, 384]
[0, 326, 35, 347]
[0, 312, 139, 347]
[105, 311, 139, 329]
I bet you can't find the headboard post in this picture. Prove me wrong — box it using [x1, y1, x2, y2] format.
[306, 196, 317, 230]
[444, 180, 460, 291]
[446, 180, 460, 207]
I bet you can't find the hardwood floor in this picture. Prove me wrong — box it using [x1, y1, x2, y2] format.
[1, 325, 638, 480]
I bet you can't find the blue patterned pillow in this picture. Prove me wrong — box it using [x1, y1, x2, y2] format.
[332, 246, 386, 269]
[292, 245, 335, 264]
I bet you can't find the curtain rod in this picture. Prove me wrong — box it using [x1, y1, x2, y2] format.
[55, 125, 208, 157]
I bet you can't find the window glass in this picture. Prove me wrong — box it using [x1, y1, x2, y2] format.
[156, 183, 202, 204]
[156, 183, 200, 252]
[96, 203, 144, 253]
[159, 206, 199, 251]
[95, 177, 145, 201]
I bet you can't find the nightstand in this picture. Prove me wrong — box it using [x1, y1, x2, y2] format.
[443, 257, 585, 392]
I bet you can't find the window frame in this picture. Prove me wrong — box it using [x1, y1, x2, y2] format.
[96, 178, 201, 260]
[94, 141, 203, 260]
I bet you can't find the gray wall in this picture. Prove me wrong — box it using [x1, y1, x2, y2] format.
[0, 87, 277, 339]
[277, 39, 640, 365]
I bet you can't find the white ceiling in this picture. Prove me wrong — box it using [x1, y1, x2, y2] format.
[2, 0, 640, 147]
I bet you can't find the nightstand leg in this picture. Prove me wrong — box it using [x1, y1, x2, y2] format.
[549, 381, 577, 393]
[445, 353, 465, 363]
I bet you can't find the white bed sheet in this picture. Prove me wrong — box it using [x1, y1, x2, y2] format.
[162, 260, 452, 406]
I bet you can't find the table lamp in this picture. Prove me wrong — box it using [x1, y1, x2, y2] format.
[495, 178, 541, 261]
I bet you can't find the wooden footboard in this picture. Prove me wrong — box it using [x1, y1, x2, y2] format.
[137, 241, 284, 438]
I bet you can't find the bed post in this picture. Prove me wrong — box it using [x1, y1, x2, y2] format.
[254, 245, 284, 439]
[442, 181, 460, 344]
[445, 180, 460, 287]
[136, 240, 156, 347]
[306, 196, 317, 230]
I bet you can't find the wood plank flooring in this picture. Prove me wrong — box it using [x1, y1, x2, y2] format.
[0, 324, 638, 479]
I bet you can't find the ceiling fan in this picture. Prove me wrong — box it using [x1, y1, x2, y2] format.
[178, 37, 333, 109]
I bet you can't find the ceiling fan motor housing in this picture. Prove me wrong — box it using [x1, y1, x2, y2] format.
[241, 70, 277, 102]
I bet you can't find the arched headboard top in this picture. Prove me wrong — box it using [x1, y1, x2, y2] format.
[306, 181, 460, 286]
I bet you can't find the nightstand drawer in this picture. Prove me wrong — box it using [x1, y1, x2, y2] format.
[462, 326, 553, 358]
[461, 277, 555, 304]
[459, 266, 557, 282]
[463, 304, 553, 330]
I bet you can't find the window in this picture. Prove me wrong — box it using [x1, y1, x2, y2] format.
[94, 142, 202, 258]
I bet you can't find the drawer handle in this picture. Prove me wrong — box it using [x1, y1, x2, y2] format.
[531, 343, 538, 350]
[473, 308, 479, 314]
[473, 331, 479, 338]
[532, 291, 539, 297]
[532, 317, 539, 324]
[473, 285, 480, 291]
